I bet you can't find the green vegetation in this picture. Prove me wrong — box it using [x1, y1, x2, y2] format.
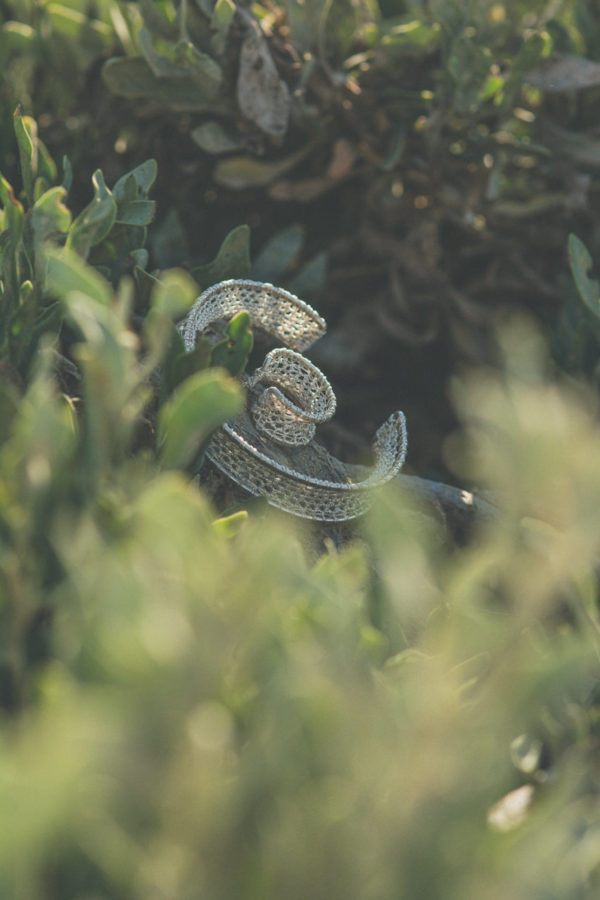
[2, 1, 600, 897]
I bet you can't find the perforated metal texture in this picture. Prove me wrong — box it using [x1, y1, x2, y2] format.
[247, 348, 336, 446]
[179, 280, 408, 522]
[182, 279, 326, 353]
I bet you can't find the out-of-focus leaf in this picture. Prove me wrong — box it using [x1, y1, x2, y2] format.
[210, 0, 236, 54]
[138, 0, 178, 40]
[157, 368, 242, 469]
[191, 121, 243, 154]
[381, 19, 440, 50]
[66, 170, 116, 259]
[448, 35, 493, 113]
[103, 56, 221, 110]
[214, 145, 313, 189]
[541, 121, 600, 167]
[139, 26, 187, 79]
[150, 268, 198, 321]
[13, 108, 37, 206]
[212, 509, 248, 537]
[525, 53, 600, 91]
[211, 311, 253, 377]
[287, 251, 328, 298]
[501, 32, 548, 108]
[144, 268, 198, 355]
[45, 246, 112, 308]
[251, 224, 305, 282]
[102, 56, 160, 97]
[164, 336, 213, 397]
[62, 156, 72, 193]
[151, 208, 189, 270]
[1, 21, 36, 51]
[380, 127, 406, 171]
[568, 234, 600, 319]
[30, 187, 72, 247]
[236, 21, 290, 137]
[115, 200, 156, 226]
[191, 224, 251, 288]
[174, 41, 222, 96]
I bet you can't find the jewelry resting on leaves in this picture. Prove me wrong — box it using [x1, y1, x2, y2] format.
[180, 279, 408, 522]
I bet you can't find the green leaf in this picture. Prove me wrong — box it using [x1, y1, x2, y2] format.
[67, 170, 117, 259]
[138, 0, 179, 40]
[113, 159, 157, 199]
[568, 234, 600, 319]
[0, 175, 25, 298]
[62, 156, 73, 193]
[163, 336, 213, 398]
[45, 246, 112, 308]
[210, 0, 236, 55]
[191, 224, 251, 289]
[115, 200, 156, 226]
[251, 224, 305, 283]
[213, 145, 313, 189]
[210, 311, 254, 377]
[144, 269, 199, 355]
[174, 41, 222, 96]
[212, 509, 248, 537]
[13, 108, 37, 206]
[1, 21, 36, 51]
[103, 56, 160, 97]
[287, 251, 328, 297]
[103, 56, 221, 111]
[31, 187, 72, 243]
[157, 368, 242, 469]
[190, 121, 243, 154]
[139, 26, 187, 79]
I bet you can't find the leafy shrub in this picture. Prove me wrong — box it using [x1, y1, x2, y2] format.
[2, 4, 600, 898]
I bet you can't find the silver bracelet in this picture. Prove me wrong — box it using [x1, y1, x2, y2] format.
[180, 279, 408, 522]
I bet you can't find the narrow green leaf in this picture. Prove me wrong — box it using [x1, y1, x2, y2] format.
[0, 176, 24, 297]
[568, 234, 600, 319]
[213, 145, 313, 189]
[212, 509, 248, 537]
[13, 108, 37, 206]
[67, 170, 117, 259]
[62, 155, 73, 192]
[210, 0, 236, 55]
[158, 368, 242, 469]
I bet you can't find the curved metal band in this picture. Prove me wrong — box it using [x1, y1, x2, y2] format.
[246, 348, 336, 446]
[205, 412, 408, 522]
[182, 279, 326, 353]
[179, 279, 409, 522]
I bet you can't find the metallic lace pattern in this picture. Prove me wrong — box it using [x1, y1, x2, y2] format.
[180, 279, 408, 522]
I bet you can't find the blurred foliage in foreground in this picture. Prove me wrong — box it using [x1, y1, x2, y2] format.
[2, 1, 600, 898]
[2, 261, 600, 897]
